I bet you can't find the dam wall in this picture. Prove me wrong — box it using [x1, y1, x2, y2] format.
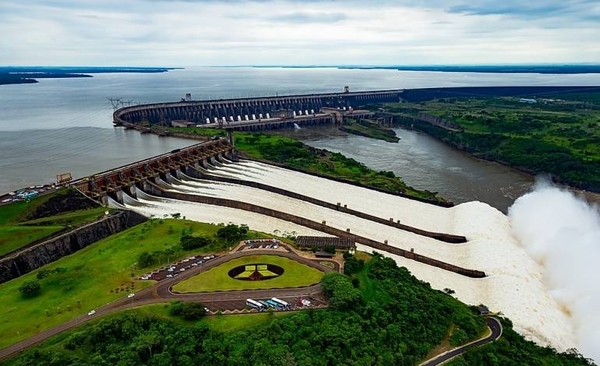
[113, 89, 403, 127]
[0, 210, 147, 284]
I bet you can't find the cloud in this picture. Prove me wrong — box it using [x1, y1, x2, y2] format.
[263, 12, 348, 24]
[0, 0, 599, 65]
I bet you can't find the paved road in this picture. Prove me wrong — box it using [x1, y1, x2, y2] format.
[0, 246, 335, 362]
[419, 317, 503, 366]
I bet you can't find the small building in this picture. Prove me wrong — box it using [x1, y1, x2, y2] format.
[295, 236, 355, 251]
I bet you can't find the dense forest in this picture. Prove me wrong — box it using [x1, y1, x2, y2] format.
[7, 254, 594, 366]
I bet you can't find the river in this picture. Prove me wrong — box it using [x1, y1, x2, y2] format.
[2, 66, 600, 210]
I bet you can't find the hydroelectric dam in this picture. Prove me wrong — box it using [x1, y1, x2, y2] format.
[112, 88, 403, 132]
[72, 136, 484, 279]
[90, 88, 487, 279]
[65, 87, 577, 351]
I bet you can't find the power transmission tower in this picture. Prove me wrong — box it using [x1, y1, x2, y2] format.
[107, 97, 124, 111]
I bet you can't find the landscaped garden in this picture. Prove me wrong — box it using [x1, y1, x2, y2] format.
[172, 254, 325, 292]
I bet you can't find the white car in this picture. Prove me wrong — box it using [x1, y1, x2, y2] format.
[127, 293, 135, 298]
[88, 310, 96, 316]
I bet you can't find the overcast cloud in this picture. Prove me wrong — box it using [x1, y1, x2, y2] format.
[0, 0, 599, 66]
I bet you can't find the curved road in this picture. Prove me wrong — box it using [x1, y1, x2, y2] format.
[420, 317, 503, 366]
[0, 246, 335, 362]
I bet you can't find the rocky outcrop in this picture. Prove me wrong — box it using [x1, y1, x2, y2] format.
[0, 210, 147, 284]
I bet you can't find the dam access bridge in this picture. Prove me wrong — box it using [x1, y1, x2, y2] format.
[113, 88, 403, 131]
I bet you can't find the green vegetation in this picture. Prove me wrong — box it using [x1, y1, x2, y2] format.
[169, 301, 207, 320]
[203, 312, 283, 332]
[180, 234, 213, 250]
[172, 254, 324, 292]
[386, 95, 600, 191]
[0, 189, 105, 256]
[0, 219, 258, 349]
[18, 280, 41, 298]
[216, 223, 249, 243]
[340, 118, 400, 142]
[448, 318, 595, 365]
[8, 253, 590, 366]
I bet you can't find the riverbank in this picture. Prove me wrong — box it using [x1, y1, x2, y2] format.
[385, 94, 600, 193]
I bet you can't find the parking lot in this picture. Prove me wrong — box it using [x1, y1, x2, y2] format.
[238, 238, 284, 252]
[139, 253, 217, 281]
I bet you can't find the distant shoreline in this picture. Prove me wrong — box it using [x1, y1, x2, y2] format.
[249, 64, 600, 75]
[0, 66, 180, 85]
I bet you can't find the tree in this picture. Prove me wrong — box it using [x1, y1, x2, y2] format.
[324, 244, 336, 254]
[19, 280, 41, 298]
[138, 252, 154, 268]
[180, 302, 206, 320]
[180, 235, 212, 250]
[216, 223, 248, 243]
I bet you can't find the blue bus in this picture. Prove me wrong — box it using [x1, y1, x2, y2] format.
[271, 297, 290, 309]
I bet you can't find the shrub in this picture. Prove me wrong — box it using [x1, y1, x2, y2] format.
[20, 280, 42, 298]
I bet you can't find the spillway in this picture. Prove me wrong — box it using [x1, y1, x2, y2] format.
[124, 160, 576, 351]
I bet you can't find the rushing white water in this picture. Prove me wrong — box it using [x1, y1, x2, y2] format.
[509, 180, 600, 362]
[122, 161, 582, 354]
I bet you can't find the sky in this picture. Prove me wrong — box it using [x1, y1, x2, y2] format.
[1, 0, 599, 66]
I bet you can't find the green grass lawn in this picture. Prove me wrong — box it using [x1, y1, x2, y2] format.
[0, 191, 109, 256]
[0, 226, 63, 256]
[204, 312, 288, 332]
[172, 255, 324, 293]
[0, 219, 233, 349]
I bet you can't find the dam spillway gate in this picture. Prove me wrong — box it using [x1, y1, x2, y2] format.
[74, 138, 234, 205]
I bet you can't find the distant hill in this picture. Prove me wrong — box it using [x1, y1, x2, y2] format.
[0, 66, 179, 85]
[337, 64, 600, 74]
